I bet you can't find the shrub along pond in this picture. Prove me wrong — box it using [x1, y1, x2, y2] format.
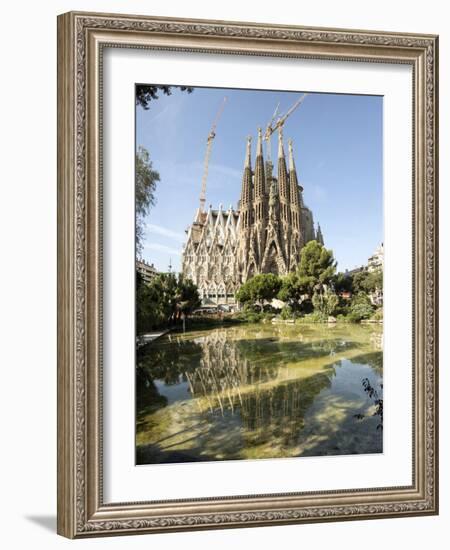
[136, 323, 383, 464]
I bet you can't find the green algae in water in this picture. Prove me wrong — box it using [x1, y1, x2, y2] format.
[136, 323, 383, 464]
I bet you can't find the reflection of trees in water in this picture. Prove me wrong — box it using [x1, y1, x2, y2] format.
[136, 327, 386, 462]
[136, 337, 203, 418]
[370, 330, 383, 351]
[183, 330, 334, 447]
[239, 374, 332, 448]
[137, 327, 382, 444]
[136, 378, 168, 427]
[349, 350, 383, 376]
[137, 337, 203, 385]
[235, 334, 358, 367]
[347, 347, 383, 432]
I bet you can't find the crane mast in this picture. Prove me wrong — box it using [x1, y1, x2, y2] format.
[264, 102, 279, 164]
[199, 97, 227, 213]
[264, 93, 308, 161]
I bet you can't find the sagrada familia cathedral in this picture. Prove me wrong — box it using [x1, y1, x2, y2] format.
[181, 128, 324, 307]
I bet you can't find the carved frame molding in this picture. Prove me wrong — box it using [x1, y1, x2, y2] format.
[57, 11, 438, 538]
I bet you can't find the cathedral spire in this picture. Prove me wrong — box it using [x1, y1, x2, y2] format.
[257, 126, 263, 157]
[288, 139, 300, 205]
[254, 127, 265, 202]
[316, 222, 324, 245]
[288, 138, 296, 172]
[288, 138, 304, 207]
[253, 127, 267, 258]
[278, 126, 285, 160]
[244, 134, 252, 168]
[287, 138, 301, 238]
[239, 135, 253, 230]
[277, 128, 291, 227]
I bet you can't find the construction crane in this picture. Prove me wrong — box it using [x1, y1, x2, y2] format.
[264, 102, 280, 163]
[264, 93, 308, 162]
[199, 96, 227, 213]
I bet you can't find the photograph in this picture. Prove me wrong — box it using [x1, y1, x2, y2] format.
[135, 84, 384, 465]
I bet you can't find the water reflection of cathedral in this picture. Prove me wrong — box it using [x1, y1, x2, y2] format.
[137, 327, 384, 463]
[185, 330, 331, 438]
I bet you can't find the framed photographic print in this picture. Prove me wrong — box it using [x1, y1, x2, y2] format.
[57, 11, 439, 538]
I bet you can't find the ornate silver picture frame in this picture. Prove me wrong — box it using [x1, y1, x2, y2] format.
[57, 11, 438, 538]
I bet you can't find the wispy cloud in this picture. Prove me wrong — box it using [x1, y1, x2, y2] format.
[144, 242, 182, 256]
[146, 92, 187, 125]
[156, 161, 242, 192]
[146, 223, 185, 243]
[208, 163, 242, 181]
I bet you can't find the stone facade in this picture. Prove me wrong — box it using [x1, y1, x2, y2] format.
[182, 128, 323, 306]
[368, 242, 384, 272]
[136, 259, 158, 285]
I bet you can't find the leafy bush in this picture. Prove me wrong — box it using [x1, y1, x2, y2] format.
[232, 310, 269, 323]
[280, 305, 294, 320]
[336, 313, 350, 323]
[371, 308, 383, 321]
[348, 292, 374, 322]
[334, 296, 351, 317]
[296, 311, 328, 323]
[312, 291, 339, 317]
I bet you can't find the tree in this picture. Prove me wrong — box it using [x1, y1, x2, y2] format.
[297, 240, 336, 296]
[236, 273, 281, 311]
[352, 270, 369, 293]
[252, 274, 282, 310]
[364, 269, 383, 293]
[277, 272, 305, 310]
[158, 273, 180, 321]
[136, 271, 167, 332]
[333, 272, 353, 294]
[136, 85, 193, 110]
[136, 146, 160, 255]
[312, 291, 339, 318]
[348, 292, 374, 322]
[351, 268, 382, 293]
[350, 268, 383, 306]
[136, 272, 201, 334]
[235, 281, 252, 306]
[177, 276, 201, 319]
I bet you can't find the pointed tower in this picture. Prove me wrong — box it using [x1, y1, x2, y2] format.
[258, 133, 287, 277]
[237, 136, 254, 281]
[239, 136, 253, 231]
[264, 127, 275, 196]
[316, 222, 324, 245]
[254, 128, 266, 215]
[288, 138, 303, 268]
[253, 128, 267, 265]
[277, 127, 291, 263]
[288, 138, 302, 234]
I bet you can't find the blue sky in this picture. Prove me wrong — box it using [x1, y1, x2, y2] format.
[136, 86, 383, 273]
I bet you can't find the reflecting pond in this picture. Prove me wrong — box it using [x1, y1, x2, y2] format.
[136, 323, 383, 464]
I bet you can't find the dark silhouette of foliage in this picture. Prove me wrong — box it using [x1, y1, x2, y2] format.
[136, 146, 160, 254]
[136, 272, 201, 334]
[136, 84, 193, 110]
